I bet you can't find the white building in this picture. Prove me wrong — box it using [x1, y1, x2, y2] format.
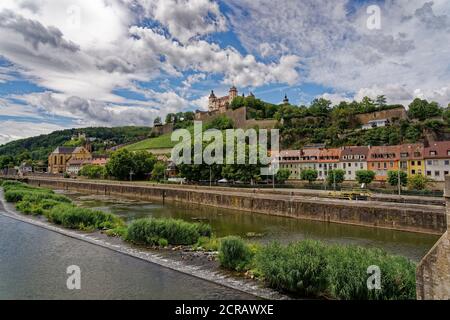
[424, 141, 450, 182]
[362, 119, 389, 130]
[340, 146, 369, 180]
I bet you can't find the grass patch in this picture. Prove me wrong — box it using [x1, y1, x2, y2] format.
[125, 218, 212, 246]
[47, 204, 124, 231]
[126, 132, 177, 151]
[219, 239, 416, 300]
[218, 236, 254, 272]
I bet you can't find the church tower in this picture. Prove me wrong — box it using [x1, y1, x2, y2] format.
[208, 90, 217, 112]
[283, 94, 290, 105]
[228, 86, 238, 103]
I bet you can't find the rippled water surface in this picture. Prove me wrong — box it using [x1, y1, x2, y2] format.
[0, 214, 254, 300]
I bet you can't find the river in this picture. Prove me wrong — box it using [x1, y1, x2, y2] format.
[0, 213, 254, 300]
[70, 192, 439, 262]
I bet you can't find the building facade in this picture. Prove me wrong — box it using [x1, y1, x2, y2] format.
[367, 145, 400, 181]
[399, 143, 424, 176]
[340, 146, 369, 180]
[317, 148, 341, 180]
[48, 146, 92, 174]
[424, 141, 450, 182]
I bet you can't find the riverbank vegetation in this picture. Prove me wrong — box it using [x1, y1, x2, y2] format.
[218, 237, 416, 300]
[126, 218, 212, 246]
[1, 181, 123, 231]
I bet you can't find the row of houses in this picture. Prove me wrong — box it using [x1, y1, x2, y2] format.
[48, 146, 108, 175]
[277, 141, 450, 182]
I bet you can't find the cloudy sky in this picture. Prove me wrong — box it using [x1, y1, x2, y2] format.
[0, 0, 449, 144]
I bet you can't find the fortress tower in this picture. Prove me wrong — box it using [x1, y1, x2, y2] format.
[208, 86, 239, 113]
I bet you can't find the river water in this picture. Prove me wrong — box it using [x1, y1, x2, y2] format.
[0, 214, 254, 300]
[71, 192, 440, 263]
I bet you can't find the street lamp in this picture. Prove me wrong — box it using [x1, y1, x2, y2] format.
[129, 169, 134, 182]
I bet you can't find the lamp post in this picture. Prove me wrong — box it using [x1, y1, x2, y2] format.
[129, 169, 134, 182]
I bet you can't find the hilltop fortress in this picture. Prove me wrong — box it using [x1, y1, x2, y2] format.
[194, 86, 279, 129]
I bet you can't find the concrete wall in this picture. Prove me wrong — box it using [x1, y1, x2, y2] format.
[24, 177, 446, 235]
[416, 176, 450, 300]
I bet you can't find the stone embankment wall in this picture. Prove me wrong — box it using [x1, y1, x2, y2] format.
[23, 177, 446, 235]
[416, 177, 450, 300]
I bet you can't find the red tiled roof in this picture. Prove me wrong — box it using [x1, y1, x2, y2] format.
[424, 141, 450, 159]
[368, 145, 401, 161]
[399, 143, 424, 160]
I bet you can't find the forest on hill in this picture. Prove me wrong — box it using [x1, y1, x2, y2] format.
[231, 95, 450, 149]
[0, 126, 150, 166]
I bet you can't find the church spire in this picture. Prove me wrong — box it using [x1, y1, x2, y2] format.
[283, 94, 289, 104]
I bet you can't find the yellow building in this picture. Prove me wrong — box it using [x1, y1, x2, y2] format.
[399, 143, 425, 177]
[48, 146, 91, 174]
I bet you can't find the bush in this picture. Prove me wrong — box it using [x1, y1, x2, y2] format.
[218, 236, 252, 272]
[48, 204, 124, 231]
[301, 169, 318, 183]
[355, 170, 376, 186]
[79, 165, 107, 179]
[407, 175, 429, 191]
[255, 241, 329, 297]
[126, 218, 210, 246]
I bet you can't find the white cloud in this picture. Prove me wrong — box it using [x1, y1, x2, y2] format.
[0, 120, 68, 146]
[228, 0, 450, 106]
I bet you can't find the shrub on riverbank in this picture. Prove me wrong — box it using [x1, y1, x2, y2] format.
[47, 204, 124, 231]
[126, 218, 211, 246]
[2, 182, 72, 216]
[219, 239, 416, 300]
[218, 236, 253, 272]
[255, 241, 329, 297]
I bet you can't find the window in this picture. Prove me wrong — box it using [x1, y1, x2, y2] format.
[401, 152, 408, 158]
[348, 163, 351, 167]
[427, 171, 431, 176]
[418, 161, 421, 166]
[411, 161, 415, 166]
[343, 163, 346, 169]
[384, 163, 387, 169]
[348, 171, 351, 175]
[427, 160, 432, 165]
[360, 163, 364, 169]
[445, 171, 449, 176]
[430, 151, 437, 156]
[448, 150, 450, 156]
[435, 171, 440, 177]
[411, 170, 416, 175]
[445, 160, 450, 166]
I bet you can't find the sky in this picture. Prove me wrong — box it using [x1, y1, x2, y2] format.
[0, 0, 449, 145]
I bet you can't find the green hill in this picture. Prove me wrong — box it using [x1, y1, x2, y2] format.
[0, 126, 150, 163]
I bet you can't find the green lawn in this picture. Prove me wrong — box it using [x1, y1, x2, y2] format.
[125, 133, 176, 151]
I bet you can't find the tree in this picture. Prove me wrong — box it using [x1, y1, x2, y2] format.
[407, 175, 430, 191]
[154, 117, 162, 126]
[408, 98, 442, 121]
[387, 170, 408, 187]
[0, 155, 15, 169]
[276, 169, 291, 183]
[151, 162, 166, 182]
[355, 170, 376, 186]
[327, 169, 346, 186]
[106, 149, 156, 181]
[301, 169, 318, 183]
[375, 95, 387, 108]
[79, 165, 107, 179]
